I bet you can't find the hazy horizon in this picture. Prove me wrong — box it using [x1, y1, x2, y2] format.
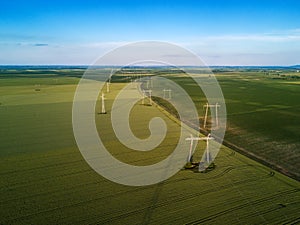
[0, 64, 299, 67]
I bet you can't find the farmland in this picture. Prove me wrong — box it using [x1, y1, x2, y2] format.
[216, 70, 300, 179]
[0, 67, 299, 224]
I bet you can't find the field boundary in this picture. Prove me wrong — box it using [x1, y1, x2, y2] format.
[148, 92, 300, 181]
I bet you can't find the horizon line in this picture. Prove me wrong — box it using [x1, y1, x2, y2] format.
[0, 64, 299, 67]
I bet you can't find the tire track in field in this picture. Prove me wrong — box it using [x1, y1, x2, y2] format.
[185, 189, 300, 225]
[0, 165, 272, 212]
[2, 166, 276, 224]
[3, 169, 267, 224]
[94, 165, 258, 223]
[240, 204, 290, 220]
[198, 166, 235, 180]
[282, 216, 300, 225]
[178, 164, 256, 182]
[80, 193, 247, 225]
[227, 151, 236, 156]
[92, 187, 298, 225]
[0, 162, 260, 207]
[226, 104, 300, 117]
[69, 166, 241, 225]
[87, 172, 278, 224]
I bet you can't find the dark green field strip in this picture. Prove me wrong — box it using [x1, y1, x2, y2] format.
[224, 105, 300, 179]
[224, 123, 300, 179]
[226, 105, 300, 134]
[224, 93, 300, 117]
[219, 76, 300, 111]
[226, 104, 300, 117]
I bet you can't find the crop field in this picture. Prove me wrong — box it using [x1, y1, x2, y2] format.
[153, 69, 300, 179]
[0, 68, 299, 224]
[217, 70, 300, 178]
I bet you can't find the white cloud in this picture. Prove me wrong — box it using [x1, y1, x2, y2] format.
[1, 28, 300, 65]
[178, 28, 300, 65]
[185, 28, 300, 43]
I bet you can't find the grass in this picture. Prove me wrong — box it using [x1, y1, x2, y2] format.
[0, 68, 299, 224]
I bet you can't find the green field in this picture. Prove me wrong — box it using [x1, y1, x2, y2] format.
[0, 68, 299, 224]
[217, 71, 300, 179]
[156, 69, 300, 179]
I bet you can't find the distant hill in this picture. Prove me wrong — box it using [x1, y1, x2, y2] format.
[290, 65, 300, 69]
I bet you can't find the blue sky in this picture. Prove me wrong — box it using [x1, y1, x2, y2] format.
[0, 0, 300, 65]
